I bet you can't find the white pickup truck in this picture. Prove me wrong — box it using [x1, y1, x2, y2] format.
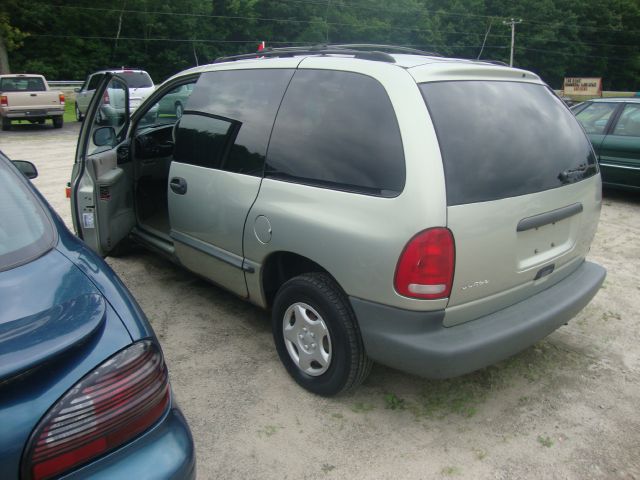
[0, 74, 65, 131]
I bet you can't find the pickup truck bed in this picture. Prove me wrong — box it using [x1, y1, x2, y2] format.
[0, 74, 65, 130]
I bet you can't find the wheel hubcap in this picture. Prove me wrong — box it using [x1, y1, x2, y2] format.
[282, 303, 331, 376]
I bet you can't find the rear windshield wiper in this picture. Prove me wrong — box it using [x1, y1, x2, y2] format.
[558, 163, 594, 184]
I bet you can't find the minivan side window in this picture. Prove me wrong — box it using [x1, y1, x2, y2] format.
[265, 70, 405, 197]
[173, 114, 236, 169]
[176, 69, 294, 176]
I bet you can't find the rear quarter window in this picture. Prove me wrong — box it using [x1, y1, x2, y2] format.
[265, 69, 405, 197]
[420, 81, 597, 206]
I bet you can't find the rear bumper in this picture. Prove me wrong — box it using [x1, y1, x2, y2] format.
[351, 260, 606, 379]
[64, 405, 195, 479]
[2, 108, 63, 120]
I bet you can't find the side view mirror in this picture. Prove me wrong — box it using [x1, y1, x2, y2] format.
[12, 160, 38, 179]
[93, 126, 116, 147]
[74, 87, 81, 93]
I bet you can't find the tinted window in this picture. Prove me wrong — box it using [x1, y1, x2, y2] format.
[184, 69, 294, 175]
[420, 81, 597, 206]
[265, 70, 405, 197]
[119, 71, 153, 88]
[0, 157, 56, 272]
[575, 102, 618, 134]
[173, 114, 236, 169]
[139, 79, 197, 127]
[87, 74, 104, 90]
[612, 104, 640, 136]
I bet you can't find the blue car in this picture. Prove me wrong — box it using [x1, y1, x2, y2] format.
[0, 151, 195, 479]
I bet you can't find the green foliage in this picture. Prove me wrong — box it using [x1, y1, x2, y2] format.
[384, 393, 406, 410]
[537, 435, 554, 448]
[1, 0, 639, 89]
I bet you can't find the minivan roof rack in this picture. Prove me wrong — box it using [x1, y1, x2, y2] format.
[331, 44, 443, 57]
[215, 44, 400, 64]
[478, 59, 509, 66]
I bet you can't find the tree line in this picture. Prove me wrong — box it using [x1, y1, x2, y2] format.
[1, 0, 639, 90]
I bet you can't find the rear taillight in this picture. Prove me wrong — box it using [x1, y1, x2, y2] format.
[22, 341, 170, 480]
[0, 95, 7, 106]
[59, 93, 65, 105]
[394, 228, 455, 300]
[102, 91, 110, 104]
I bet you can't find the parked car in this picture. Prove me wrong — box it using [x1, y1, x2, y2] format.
[0, 74, 65, 130]
[157, 83, 194, 120]
[75, 69, 155, 122]
[0, 150, 195, 479]
[572, 98, 640, 190]
[70, 45, 606, 396]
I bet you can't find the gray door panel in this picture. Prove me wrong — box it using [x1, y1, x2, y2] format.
[71, 74, 133, 256]
[168, 162, 262, 297]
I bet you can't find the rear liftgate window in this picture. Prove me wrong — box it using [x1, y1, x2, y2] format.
[420, 81, 597, 206]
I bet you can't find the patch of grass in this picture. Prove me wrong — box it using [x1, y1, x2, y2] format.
[63, 97, 76, 122]
[474, 448, 488, 460]
[331, 413, 343, 419]
[601, 310, 621, 321]
[537, 435, 554, 448]
[321, 464, 336, 474]
[441, 466, 461, 476]
[350, 402, 375, 413]
[384, 393, 406, 410]
[257, 425, 281, 438]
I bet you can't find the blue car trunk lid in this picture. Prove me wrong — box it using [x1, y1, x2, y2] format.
[0, 249, 107, 382]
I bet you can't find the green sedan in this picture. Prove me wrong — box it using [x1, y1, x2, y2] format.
[572, 98, 640, 191]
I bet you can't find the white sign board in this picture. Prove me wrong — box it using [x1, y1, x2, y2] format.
[564, 77, 602, 96]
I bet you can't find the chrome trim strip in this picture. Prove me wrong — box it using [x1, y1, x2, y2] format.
[599, 162, 640, 171]
[517, 203, 583, 232]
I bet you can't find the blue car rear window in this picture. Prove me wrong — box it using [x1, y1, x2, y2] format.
[0, 161, 56, 272]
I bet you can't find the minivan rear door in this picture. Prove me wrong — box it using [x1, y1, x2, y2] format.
[71, 74, 135, 256]
[417, 78, 602, 326]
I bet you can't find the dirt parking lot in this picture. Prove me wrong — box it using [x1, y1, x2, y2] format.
[1, 123, 639, 480]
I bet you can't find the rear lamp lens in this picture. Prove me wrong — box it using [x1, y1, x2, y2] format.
[394, 228, 455, 300]
[59, 93, 65, 105]
[22, 341, 170, 480]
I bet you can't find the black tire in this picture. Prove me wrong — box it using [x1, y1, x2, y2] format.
[53, 116, 63, 129]
[175, 102, 183, 119]
[272, 272, 372, 396]
[75, 103, 83, 122]
[1, 117, 10, 131]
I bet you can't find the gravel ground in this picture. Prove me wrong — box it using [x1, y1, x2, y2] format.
[1, 123, 639, 480]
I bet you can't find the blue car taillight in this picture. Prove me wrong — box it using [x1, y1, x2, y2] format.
[22, 341, 170, 480]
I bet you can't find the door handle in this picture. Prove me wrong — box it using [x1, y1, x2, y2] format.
[170, 177, 187, 195]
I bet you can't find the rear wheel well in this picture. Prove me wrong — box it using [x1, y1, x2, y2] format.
[262, 252, 333, 309]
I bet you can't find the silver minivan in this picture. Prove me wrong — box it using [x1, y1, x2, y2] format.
[71, 45, 606, 396]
